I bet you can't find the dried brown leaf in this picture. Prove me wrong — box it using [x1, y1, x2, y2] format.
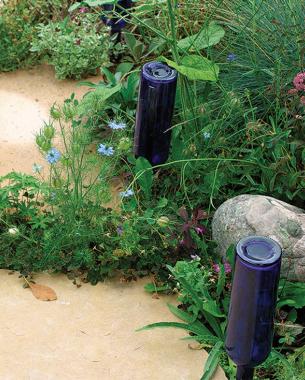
[29, 283, 57, 301]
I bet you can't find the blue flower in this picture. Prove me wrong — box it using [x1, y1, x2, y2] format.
[97, 144, 114, 156]
[50, 192, 56, 200]
[117, 225, 124, 235]
[108, 120, 127, 130]
[227, 53, 237, 62]
[119, 189, 134, 198]
[32, 163, 43, 173]
[203, 131, 211, 140]
[46, 148, 61, 164]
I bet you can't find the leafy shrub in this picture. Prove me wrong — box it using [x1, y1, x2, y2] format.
[140, 257, 305, 380]
[0, 0, 72, 71]
[31, 13, 110, 79]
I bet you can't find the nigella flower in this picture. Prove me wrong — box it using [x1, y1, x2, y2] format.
[117, 225, 124, 235]
[97, 144, 114, 156]
[109, 120, 127, 130]
[32, 163, 43, 173]
[227, 53, 237, 62]
[293, 72, 305, 91]
[203, 131, 211, 140]
[46, 148, 61, 164]
[50, 192, 56, 201]
[119, 189, 134, 198]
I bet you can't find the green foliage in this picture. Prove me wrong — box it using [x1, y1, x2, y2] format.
[0, 0, 72, 71]
[278, 280, 305, 309]
[161, 55, 219, 81]
[135, 157, 153, 199]
[140, 254, 305, 380]
[139, 259, 231, 379]
[177, 22, 225, 51]
[30, 13, 110, 79]
[1, 1, 305, 377]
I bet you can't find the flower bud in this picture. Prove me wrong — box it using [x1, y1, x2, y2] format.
[43, 125, 55, 139]
[118, 137, 131, 152]
[50, 105, 61, 120]
[8, 227, 19, 235]
[157, 216, 170, 227]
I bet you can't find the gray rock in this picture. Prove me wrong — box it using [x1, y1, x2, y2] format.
[212, 194, 305, 282]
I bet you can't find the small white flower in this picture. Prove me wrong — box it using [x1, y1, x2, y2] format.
[108, 120, 127, 130]
[119, 189, 134, 198]
[8, 227, 19, 235]
[203, 131, 211, 140]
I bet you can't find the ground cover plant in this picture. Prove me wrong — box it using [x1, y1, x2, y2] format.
[0, 0, 74, 71]
[0, 0, 304, 379]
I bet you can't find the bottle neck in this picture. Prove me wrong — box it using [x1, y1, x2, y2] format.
[236, 366, 254, 380]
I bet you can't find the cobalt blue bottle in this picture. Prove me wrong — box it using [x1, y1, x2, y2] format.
[225, 236, 282, 380]
[101, 0, 133, 34]
[134, 61, 178, 166]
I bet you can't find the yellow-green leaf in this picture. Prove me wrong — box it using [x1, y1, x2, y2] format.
[160, 55, 219, 81]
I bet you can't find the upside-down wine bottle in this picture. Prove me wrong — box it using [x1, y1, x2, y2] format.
[101, 0, 133, 35]
[134, 61, 178, 166]
[225, 236, 282, 380]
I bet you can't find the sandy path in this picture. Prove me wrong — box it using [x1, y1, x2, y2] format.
[0, 65, 101, 176]
[0, 270, 226, 380]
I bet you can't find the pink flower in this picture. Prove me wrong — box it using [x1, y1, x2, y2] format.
[293, 72, 305, 91]
[79, 7, 88, 13]
[300, 96, 305, 106]
[288, 88, 298, 95]
[213, 262, 231, 274]
[224, 262, 232, 274]
[212, 263, 220, 273]
[195, 226, 206, 235]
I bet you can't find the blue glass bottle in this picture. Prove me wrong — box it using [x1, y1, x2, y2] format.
[101, 1, 133, 34]
[225, 236, 282, 380]
[134, 61, 178, 166]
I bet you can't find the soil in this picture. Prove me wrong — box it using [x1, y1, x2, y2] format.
[0, 66, 226, 379]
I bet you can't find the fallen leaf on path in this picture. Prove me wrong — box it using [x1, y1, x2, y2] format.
[28, 283, 57, 301]
[188, 343, 204, 350]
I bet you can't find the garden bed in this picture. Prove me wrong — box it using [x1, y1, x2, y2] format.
[0, 1, 304, 379]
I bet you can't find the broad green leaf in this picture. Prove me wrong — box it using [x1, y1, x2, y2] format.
[135, 157, 153, 198]
[78, 84, 121, 114]
[201, 341, 223, 380]
[160, 55, 219, 81]
[226, 244, 235, 274]
[137, 321, 213, 337]
[178, 22, 225, 51]
[86, 0, 117, 6]
[68, 2, 82, 12]
[277, 299, 297, 309]
[156, 197, 168, 208]
[216, 264, 225, 297]
[278, 280, 305, 309]
[144, 283, 170, 293]
[69, 0, 118, 11]
[167, 304, 197, 324]
[202, 300, 224, 318]
[116, 62, 134, 75]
